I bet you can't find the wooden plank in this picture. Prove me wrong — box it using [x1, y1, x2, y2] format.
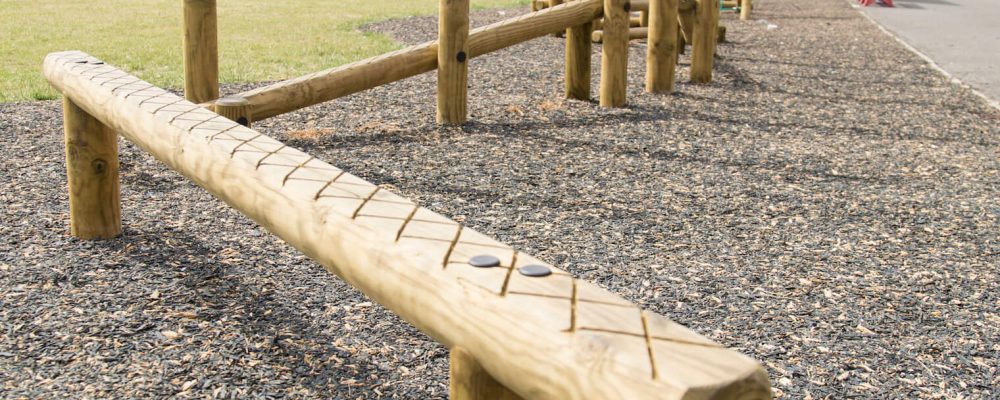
[740, 0, 752, 20]
[437, 0, 470, 125]
[63, 96, 121, 239]
[182, 0, 219, 103]
[690, 0, 719, 83]
[646, 0, 679, 93]
[450, 347, 525, 400]
[599, 0, 630, 107]
[225, 0, 604, 121]
[44, 51, 771, 400]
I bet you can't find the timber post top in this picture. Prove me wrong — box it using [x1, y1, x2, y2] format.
[44, 50, 771, 400]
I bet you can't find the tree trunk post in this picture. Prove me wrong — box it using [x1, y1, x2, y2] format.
[183, 0, 219, 103]
[450, 347, 524, 400]
[599, 0, 629, 107]
[437, 0, 470, 125]
[689, 0, 719, 83]
[645, 0, 679, 93]
[63, 96, 121, 240]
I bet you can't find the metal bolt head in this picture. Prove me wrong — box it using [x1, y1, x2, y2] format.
[456, 51, 467, 63]
[624, 2, 631, 12]
[518, 264, 552, 277]
[468, 255, 500, 268]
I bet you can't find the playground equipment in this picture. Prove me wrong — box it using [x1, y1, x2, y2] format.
[589, 0, 748, 50]
[46, 51, 771, 400]
[182, 0, 726, 126]
[45, 1, 772, 398]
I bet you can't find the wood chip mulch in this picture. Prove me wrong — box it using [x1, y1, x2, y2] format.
[1, 0, 997, 398]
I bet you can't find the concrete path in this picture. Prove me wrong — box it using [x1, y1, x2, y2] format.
[857, 0, 1000, 105]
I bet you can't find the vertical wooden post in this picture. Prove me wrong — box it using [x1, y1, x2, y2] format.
[183, 0, 219, 104]
[63, 96, 121, 240]
[550, 0, 566, 37]
[214, 96, 253, 127]
[740, 0, 751, 20]
[640, 11, 649, 26]
[689, 0, 719, 83]
[599, 0, 629, 107]
[565, 16, 593, 100]
[678, 7, 695, 55]
[645, 0, 678, 93]
[437, 0, 470, 125]
[450, 347, 523, 400]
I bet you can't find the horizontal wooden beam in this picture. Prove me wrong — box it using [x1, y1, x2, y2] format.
[45, 51, 771, 400]
[592, 27, 649, 43]
[226, 0, 604, 121]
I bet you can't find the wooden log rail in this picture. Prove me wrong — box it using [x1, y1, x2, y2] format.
[45, 51, 771, 400]
[219, 0, 604, 121]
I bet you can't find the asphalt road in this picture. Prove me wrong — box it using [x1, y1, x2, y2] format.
[858, 0, 1000, 105]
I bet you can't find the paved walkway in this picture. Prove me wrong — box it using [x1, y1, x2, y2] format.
[858, 0, 1000, 105]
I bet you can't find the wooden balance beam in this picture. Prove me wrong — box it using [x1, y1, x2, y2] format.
[45, 51, 771, 400]
[217, 0, 604, 121]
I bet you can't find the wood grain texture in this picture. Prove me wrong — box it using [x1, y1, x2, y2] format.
[740, 0, 751, 20]
[549, 0, 565, 37]
[678, 6, 695, 45]
[451, 347, 525, 400]
[44, 51, 772, 400]
[214, 96, 252, 127]
[599, 0, 629, 107]
[226, 0, 604, 121]
[63, 96, 121, 240]
[183, 0, 219, 103]
[646, 0, 679, 93]
[591, 26, 649, 43]
[565, 18, 593, 100]
[689, 0, 719, 83]
[437, 0, 470, 125]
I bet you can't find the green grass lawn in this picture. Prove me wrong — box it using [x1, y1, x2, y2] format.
[0, 0, 526, 103]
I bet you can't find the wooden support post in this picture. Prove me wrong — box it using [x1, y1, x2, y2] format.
[640, 11, 649, 26]
[214, 96, 253, 127]
[646, 0, 678, 93]
[740, 0, 751, 20]
[689, 0, 718, 83]
[565, 18, 593, 100]
[63, 96, 121, 240]
[183, 0, 219, 104]
[437, 0, 470, 125]
[678, 7, 695, 50]
[717, 25, 727, 43]
[450, 347, 524, 400]
[599, 0, 629, 107]
[677, 22, 686, 55]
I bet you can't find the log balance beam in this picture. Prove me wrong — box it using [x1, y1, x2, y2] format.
[45, 51, 772, 400]
[221, 0, 604, 121]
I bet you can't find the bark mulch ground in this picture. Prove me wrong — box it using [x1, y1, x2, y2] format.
[1, 0, 997, 398]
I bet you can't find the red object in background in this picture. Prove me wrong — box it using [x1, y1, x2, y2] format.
[859, 0, 894, 6]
